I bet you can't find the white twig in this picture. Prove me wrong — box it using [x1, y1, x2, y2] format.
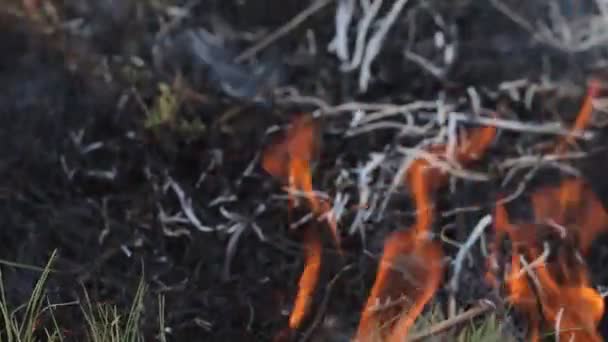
[376, 138, 435, 219]
[290, 212, 314, 229]
[545, 220, 567, 240]
[467, 87, 481, 115]
[449, 215, 493, 292]
[349, 153, 385, 238]
[359, 0, 410, 92]
[397, 147, 490, 182]
[282, 188, 332, 202]
[345, 121, 428, 136]
[328, 0, 355, 62]
[157, 206, 193, 237]
[223, 223, 246, 280]
[498, 151, 588, 170]
[404, 50, 445, 78]
[85, 168, 117, 181]
[515, 242, 551, 280]
[219, 205, 266, 242]
[354, 101, 438, 124]
[208, 194, 237, 207]
[428, 111, 593, 139]
[342, 0, 384, 71]
[446, 114, 458, 163]
[275, 89, 594, 138]
[320, 192, 349, 226]
[235, 0, 335, 62]
[166, 177, 214, 232]
[599, 285, 608, 298]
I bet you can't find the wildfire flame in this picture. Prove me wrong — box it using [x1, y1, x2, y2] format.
[485, 80, 608, 341]
[263, 115, 339, 245]
[288, 228, 322, 329]
[532, 179, 608, 255]
[490, 179, 607, 341]
[355, 123, 496, 341]
[555, 79, 601, 154]
[266, 88, 606, 341]
[488, 80, 608, 341]
[262, 115, 338, 331]
[355, 230, 442, 342]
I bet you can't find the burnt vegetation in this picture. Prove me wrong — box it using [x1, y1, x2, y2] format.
[1, 0, 608, 341]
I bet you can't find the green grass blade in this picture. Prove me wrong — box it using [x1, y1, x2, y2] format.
[20, 249, 57, 342]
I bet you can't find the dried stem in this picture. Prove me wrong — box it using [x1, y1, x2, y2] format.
[235, 0, 336, 62]
[407, 301, 495, 341]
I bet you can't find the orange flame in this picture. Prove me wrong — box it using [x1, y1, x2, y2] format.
[355, 124, 496, 341]
[288, 229, 322, 329]
[407, 158, 439, 234]
[262, 115, 317, 199]
[456, 124, 498, 163]
[414, 123, 497, 232]
[532, 179, 608, 254]
[491, 179, 607, 341]
[356, 231, 442, 342]
[263, 115, 339, 245]
[556, 79, 601, 153]
[263, 115, 339, 332]
[487, 80, 608, 341]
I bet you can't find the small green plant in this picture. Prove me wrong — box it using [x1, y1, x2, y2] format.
[144, 82, 180, 129]
[143, 79, 206, 140]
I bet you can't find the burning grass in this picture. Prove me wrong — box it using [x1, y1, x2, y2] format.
[262, 79, 608, 341]
[489, 179, 607, 342]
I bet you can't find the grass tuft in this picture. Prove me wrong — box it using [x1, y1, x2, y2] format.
[0, 250, 57, 342]
[0, 252, 165, 342]
[0, 253, 516, 341]
[457, 313, 512, 342]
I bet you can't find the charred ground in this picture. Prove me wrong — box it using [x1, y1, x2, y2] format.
[1, 0, 608, 341]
